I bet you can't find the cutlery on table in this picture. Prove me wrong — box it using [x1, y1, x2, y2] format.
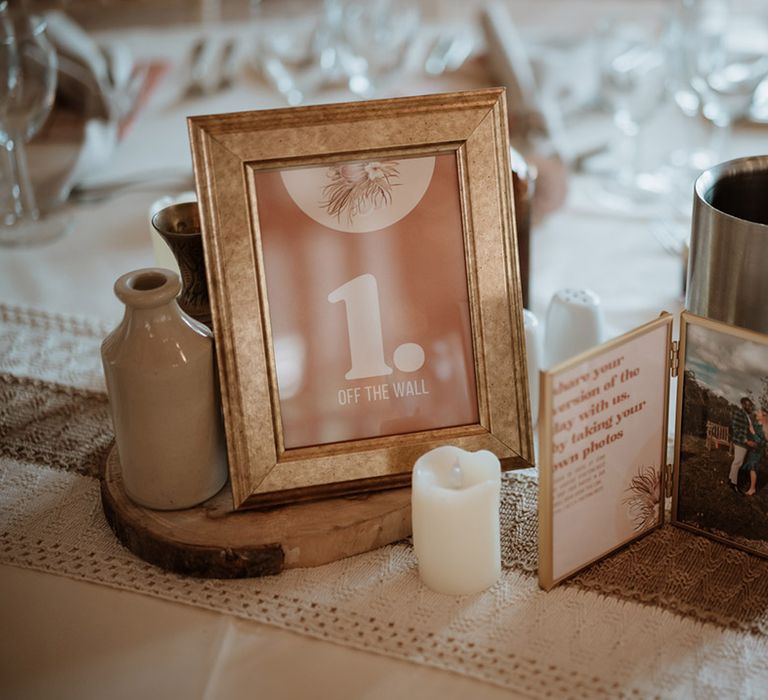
[424, 32, 474, 76]
[214, 38, 238, 91]
[183, 37, 209, 98]
[70, 169, 195, 204]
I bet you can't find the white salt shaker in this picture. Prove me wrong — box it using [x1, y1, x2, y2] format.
[544, 288, 604, 367]
[523, 309, 542, 426]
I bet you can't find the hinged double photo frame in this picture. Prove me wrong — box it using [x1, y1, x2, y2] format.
[539, 310, 768, 589]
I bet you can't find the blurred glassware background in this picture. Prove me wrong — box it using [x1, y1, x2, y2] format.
[670, 0, 768, 170]
[0, 4, 73, 246]
[14, 0, 768, 269]
[594, 19, 668, 204]
[254, 0, 421, 104]
[548, 0, 768, 257]
[660, 0, 768, 255]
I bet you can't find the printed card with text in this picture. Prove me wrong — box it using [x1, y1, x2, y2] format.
[254, 153, 478, 450]
[538, 315, 673, 589]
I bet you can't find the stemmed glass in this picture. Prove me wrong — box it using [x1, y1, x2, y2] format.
[649, 0, 768, 257]
[257, 0, 419, 105]
[596, 22, 668, 204]
[676, 0, 768, 165]
[257, 0, 351, 106]
[341, 0, 419, 97]
[0, 8, 66, 246]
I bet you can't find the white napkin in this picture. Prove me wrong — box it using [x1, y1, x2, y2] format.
[30, 12, 138, 212]
[480, 2, 569, 159]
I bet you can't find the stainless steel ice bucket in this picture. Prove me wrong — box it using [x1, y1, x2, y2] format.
[687, 155, 768, 334]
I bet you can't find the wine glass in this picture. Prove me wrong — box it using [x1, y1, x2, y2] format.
[0, 9, 67, 246]
[678, 0, 768, 163]
[652, 0, 768, 258]
[256, 0, 353, 106]
[596, 22, 668, 202]
[666, 0, 713, 172]
[341, 0, 419, 97]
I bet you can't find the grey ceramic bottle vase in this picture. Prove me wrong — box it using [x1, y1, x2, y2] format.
[101, 268, 228, 510]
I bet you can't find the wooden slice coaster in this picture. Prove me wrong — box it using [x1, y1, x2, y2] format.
[101, 446, 412, 578]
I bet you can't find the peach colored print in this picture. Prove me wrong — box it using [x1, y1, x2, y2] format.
[254, 153, 479, 449]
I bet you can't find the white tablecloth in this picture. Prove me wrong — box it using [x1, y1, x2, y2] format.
[2, 6, 768, 699]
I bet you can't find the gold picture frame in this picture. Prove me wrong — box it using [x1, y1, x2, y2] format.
[538, 309, 768, 591]
[671, 312, 768, 560]
[188, 88, 533, 509]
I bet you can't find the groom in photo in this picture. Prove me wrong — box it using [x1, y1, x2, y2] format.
[729, 397, 759, 493]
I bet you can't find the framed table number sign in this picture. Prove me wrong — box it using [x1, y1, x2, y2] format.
[188, 88, 533, 509]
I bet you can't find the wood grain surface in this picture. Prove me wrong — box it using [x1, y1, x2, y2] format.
[101, 446, 412, 578]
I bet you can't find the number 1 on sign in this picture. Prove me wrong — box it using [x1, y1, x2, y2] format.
[328, 274, 392, 380]
[328, 273, 425, 381]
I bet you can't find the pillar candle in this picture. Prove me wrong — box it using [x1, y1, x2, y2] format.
[412, 445, 502, 595]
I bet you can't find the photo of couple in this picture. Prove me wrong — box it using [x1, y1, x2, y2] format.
[676, 319, 768, 556]
[728, 396, 766, 497]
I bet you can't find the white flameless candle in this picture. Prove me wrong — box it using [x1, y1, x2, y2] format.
[412, 446, 502, 595]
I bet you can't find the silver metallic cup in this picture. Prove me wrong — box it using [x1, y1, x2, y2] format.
[687, 155, 768, 334]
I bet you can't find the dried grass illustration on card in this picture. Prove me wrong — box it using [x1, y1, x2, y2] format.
[624, 465, 660, 531]
[321, 161, 400, 224]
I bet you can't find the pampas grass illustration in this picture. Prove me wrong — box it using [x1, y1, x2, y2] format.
[623, 466, 660, 532]
[321, 161, 400, 224]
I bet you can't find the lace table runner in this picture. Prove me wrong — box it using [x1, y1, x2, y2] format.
[3, 303, 768, 698]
